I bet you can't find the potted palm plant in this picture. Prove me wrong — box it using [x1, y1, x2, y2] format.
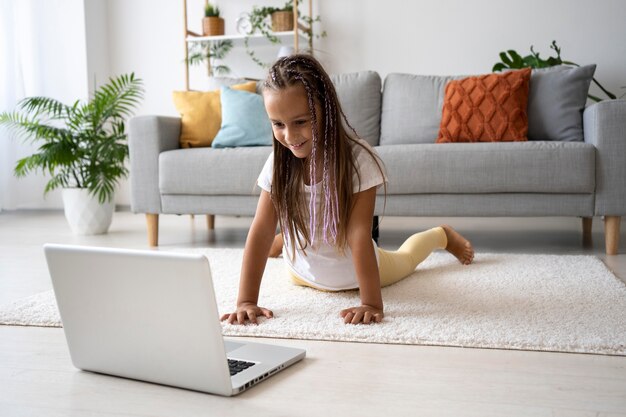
[0, 73, 144, 235]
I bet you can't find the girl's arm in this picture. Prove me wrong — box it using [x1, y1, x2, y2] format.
[343, 187, 384, 324]
[221, 190, 278, 325]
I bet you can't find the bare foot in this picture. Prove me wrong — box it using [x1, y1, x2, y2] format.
[268, 233, 283, 258]
[441, 225, 474, 265]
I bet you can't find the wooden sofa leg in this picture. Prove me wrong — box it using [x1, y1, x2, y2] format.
[604, 216, 621, 255]
[207, 214, 215, 230]
[146, 213, 159, 247]
[582, 217, 593, 247]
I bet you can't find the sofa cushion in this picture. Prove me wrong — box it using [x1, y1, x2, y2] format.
[381, 73, 460, 145]
[381, 67, 596, 145]
[211, 87, 272, 148]
[375, 141, 595, 194]
[172, 81, 257, 148]
[527, 64, 596, 142]
[436, 68, 531, 143]
[159, 146, 273, 195]
[330, 71, 381, 146]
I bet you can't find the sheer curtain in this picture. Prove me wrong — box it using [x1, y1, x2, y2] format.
[0, 0, 87, 211]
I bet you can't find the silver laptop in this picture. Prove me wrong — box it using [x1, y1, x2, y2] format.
[43, 243, 305, 396]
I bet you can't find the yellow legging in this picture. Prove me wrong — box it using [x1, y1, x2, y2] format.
[289, 227, 447, 290]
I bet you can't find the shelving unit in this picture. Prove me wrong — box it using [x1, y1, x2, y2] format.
[182, 0, 313, 90]
[185, 31, 296, 46]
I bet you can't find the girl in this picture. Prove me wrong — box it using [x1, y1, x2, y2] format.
[221, 55, 474, 326]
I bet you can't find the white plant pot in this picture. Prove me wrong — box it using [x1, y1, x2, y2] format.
[61, 188, 115, 235]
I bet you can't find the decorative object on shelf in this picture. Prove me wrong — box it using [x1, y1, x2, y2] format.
[244, 0, 325, 68]
[202, 2, 224, 36]
[187, 39, 233, 76]
[277, 45, 295, 58]
[236, 12, 252, 35]
[271, 8, 294, 32]
[243, 4, 288, 68]
[0, 73, 144, 235]
[492, 40, 617, 102]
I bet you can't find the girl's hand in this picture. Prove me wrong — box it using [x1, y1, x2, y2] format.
[220, 303, 274, 325]
[340, 305, 384, 325]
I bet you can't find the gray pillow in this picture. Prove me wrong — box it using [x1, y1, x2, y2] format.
[380, 73, 464, 145]
[527, 64, 596, 142]
[331, 71, 382, 147]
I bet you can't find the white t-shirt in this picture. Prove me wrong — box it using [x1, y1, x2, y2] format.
[257, 138, 387, 291]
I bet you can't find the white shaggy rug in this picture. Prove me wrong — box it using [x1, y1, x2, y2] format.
[1, 249, 625, 355]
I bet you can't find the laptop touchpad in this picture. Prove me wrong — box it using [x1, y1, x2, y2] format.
[224, 341, 246, 353]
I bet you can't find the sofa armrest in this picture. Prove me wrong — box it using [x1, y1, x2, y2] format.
[128, 115, 181, 213]
[583, 100, 626, 216]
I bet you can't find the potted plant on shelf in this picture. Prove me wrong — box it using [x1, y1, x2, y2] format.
[202, 2, 224, 36]
[242, 0, 326, 68]
[271, 3, 294, 32]
[0, 73, 144, 235]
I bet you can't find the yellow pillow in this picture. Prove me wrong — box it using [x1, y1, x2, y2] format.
[172, 81, 258, 148]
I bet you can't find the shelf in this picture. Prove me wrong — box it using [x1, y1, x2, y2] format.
[186, 31, 298, 47]
[182, 0, 314, 90]
[187, 31, 295, 42]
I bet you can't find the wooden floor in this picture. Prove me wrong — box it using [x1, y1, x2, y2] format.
[1, 210, 625, 416]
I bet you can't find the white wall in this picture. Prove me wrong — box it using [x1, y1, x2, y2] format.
[84, 0, 110, 95]
[1, 0, 89, 210]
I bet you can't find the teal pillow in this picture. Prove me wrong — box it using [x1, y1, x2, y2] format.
[211, 87, 273, 148]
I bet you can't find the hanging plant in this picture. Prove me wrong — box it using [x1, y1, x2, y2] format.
[242, 0, 326, 68]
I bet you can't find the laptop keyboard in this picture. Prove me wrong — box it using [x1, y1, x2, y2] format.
[228, 359, 255, 376]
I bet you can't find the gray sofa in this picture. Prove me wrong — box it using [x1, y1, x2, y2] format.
[128, 70, 626, 254]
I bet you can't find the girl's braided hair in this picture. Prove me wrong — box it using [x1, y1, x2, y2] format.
[263, 54, 385, 257]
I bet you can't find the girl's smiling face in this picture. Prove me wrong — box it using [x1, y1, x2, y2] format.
[264, 84, 318, 160]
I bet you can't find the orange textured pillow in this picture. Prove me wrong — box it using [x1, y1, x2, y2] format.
[173, 81, 257, 148]
[436, 68, 531, 143]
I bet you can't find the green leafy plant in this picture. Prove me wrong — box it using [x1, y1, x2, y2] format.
[244, 4, 289, 68]
[243, 0, 326, 68]
[492, 40, 616, 102]
[187, 39, 233, 76]
[300, 14, 327, 48]
[204, 2, 220, 17]
[0, 73, 144, 203]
